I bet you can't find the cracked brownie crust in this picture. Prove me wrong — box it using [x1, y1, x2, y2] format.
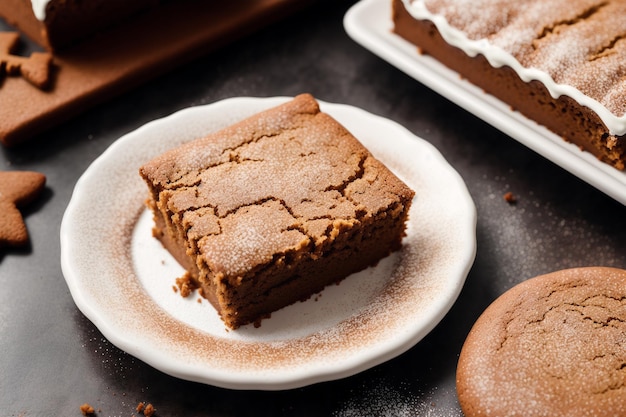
[457, 267, 626, 417]
[140, 94, 415, 329]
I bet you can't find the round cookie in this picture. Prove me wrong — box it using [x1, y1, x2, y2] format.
[457, 267, 626, 417]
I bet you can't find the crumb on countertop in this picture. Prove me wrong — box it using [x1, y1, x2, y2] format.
[503, 191, 516, 204]
[79, 403, 95, 416]
[137, 402, 155, 417]
[144, 403, 155, 417]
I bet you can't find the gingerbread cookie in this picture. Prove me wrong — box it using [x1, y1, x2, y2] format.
[0, 32, 53, 90]
[0, 170, 46, 248]
[457, 267, 626, 417]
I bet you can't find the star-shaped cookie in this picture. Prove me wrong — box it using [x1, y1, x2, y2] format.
[0, 170, 46, 248]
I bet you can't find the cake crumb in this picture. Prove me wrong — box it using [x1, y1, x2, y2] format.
[136, 402, 155, 416]
[79, 403, 95, 416]
[175, 272, 198, 298]
[143, 403, 155, 417]
[503, 192, 516, 204]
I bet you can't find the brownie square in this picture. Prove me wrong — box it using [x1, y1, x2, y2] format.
[139, 94, 414, 329]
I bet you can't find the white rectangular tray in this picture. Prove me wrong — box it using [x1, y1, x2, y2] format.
[344, 0, 626, 205]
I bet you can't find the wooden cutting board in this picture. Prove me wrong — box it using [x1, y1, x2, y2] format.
[0, 0, 311, 146]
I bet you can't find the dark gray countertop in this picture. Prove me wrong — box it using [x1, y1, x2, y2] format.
[2, 1, 625, 416]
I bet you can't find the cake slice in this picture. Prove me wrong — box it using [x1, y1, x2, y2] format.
[139, 94, 415, 329]
[393, 0, 626, 170]
[0, 0, 159, 51]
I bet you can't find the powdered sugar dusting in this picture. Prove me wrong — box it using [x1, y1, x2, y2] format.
[60, 97, 476, 389]
[200, 200, 309, 276]
[404, 0, 626, 133]
[334, 378, 463, 417]
[476, 173, 623, 287]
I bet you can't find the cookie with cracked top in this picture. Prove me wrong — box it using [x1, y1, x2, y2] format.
[457, 266, 626, 417]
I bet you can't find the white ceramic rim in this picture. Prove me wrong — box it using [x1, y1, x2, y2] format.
[60, 96, 477, 390]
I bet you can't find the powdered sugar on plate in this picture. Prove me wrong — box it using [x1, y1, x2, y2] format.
[60, 96, 476, 390]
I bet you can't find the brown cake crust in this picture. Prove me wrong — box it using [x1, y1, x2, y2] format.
[0, 0, 311, 147]
[0, 0, 159, 51]
[392, 0, 626, 170]
[457, 267, 626, 417]
[140, 94, 415, 329]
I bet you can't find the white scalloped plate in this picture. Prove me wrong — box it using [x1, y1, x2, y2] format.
[60, 96, 476, 390]
[344, 0, 626, 205]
